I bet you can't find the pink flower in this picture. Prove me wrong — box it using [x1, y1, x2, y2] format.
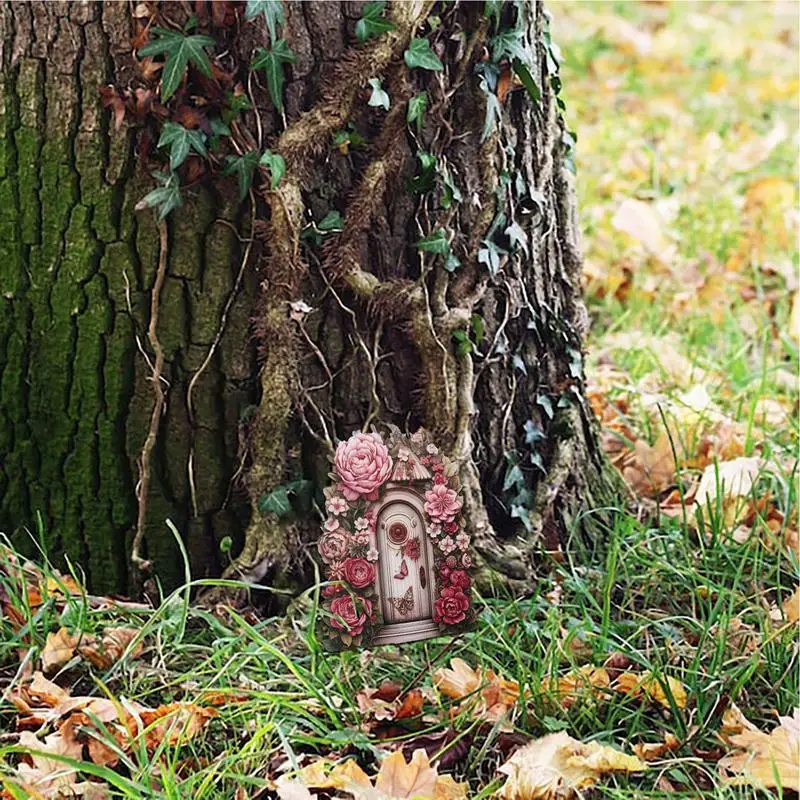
[424, 485, 462, 523]
[445, 555, 458, 568]
[354, 517, 370, 531]
[365, 506, 378, 531]
[397, 447, 410, 462]
[433, 587, 469, 625]
[322, 582, 346, 598]
[353, 532, 370, 546]
[324, 517, 341, 532]
[439, 536, 456, 554]
[366, 547, 379, 562]
[460, 553, 473, 568]
[439, 565, 452, 581]
[456, 533, 470, 551]
[335, 432, 392, 502]
[328, 560, 346, 580]
[343, 557, 376, 589]
[319, 531, 348, 563]
[330, 595, 372, 636]
[432, 462, 445, 473]
[444, 520, 459, 534]
[326, 496, 348, 516]
[402, 538, 421, 561]
[428, 523, 442, 538]
[433, 473, 446, 485]
[449, 570, 471, 590]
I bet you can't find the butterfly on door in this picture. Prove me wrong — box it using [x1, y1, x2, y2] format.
[394, 559, 408, 580]
[387, 586, 414, 616]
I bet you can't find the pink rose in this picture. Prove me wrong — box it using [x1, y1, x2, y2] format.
[444, 520, 459, 534]
[343, 557, 376, 589]
[433, 586, 469, 625]
[461, 553, 473, 568]
[322, 582, 346, 598]
[319, 531, 348, 564]
[434, 473, 446, 485]
[449, 570, 471, 590]
[424, 484, 462, 523]
[439, 565, 451, 580]
[329, 595, 372, 636]
[445, 555, 458, 568]
[335, 432, 392, 502]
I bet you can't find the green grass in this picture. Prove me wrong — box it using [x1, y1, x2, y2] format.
[0, 1, 798, 797]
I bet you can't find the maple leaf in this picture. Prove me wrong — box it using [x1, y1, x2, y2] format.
[41, 627, 79, 673]
[541, 665, 610, 709]
[434, 658, 520, 726]
[719, 708, 800, 791]
[498, 732, 647, 800]
[614, 671, 688, 710]
[137, 28, 215, 102]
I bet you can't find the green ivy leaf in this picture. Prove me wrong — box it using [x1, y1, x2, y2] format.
[252, 39, 296, 111]
[367, 78, 390, 111]
[512, 58, 541, 104]
[224, 150, 261, 200]
[524, 419, 545, 445]
[157, 122, 207, 170]
[536, 393, 554, 420]
[441, 168, 462, 210]
[407, 92, 427, 132]
[318, 210, 344, 232]
[259, 149, 286, 189]
[135, 170, 182, 221]
[503, 463, 524, 492]
[404, 38, 443, 71]
[444, 252, 461, 272]
[452, 329, 473, 356]
[258, 485, 292, 517]
[505, 220, 528, 255]
[478, 239, 505, 276]
[355, 1, 396, 42]
[479, 78, 502, 142]
[511, 503, 533, 531]
[245, 0, 285, 43]
[138, 28, 215, 102]
[471, 313, 485, 345]
[416, 229, 450, 255]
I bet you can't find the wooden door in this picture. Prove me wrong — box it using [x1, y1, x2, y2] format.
[377, 495, 432, 624]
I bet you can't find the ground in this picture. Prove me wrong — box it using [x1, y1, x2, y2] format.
[0, 2, 797, 798]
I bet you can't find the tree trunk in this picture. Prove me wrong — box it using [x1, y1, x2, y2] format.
[0, 0, 621, 598]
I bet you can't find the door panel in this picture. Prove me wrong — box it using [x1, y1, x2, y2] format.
[378, 497, 431, 624]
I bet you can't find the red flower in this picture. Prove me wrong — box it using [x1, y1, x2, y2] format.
[322, 582, 346, 598]
[433, 586, 469, 625]
[342, 557, 376, 589]
[329, 595, 372, 636]
[402, 538, 421, 561]
[444, 520, 459, 534]
[439, 565, 451, 581]
[445, 555, 458, 568]
[449, 570, 471, 590]
[433, 473, 446, 485]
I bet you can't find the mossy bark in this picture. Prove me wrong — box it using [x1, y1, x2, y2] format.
[0, 1, 622, 598]
[0, 2, 258, 593]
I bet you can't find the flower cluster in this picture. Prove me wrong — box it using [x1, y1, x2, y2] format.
[318, 428, 473, 650]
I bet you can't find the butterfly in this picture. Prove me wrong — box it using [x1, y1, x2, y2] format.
[394, 559, 408, 580]
[387, 587, 414, 616]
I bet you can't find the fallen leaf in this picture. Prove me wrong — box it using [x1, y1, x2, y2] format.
[542, 666, 610, 708]
[782, 586, 799, 625]
[78, 627, 143, 669]
[633, 732, 681, 761]
[694, 457, 764, 527]
[41, 627, 79, 673]
[612, 198, 676, 264]
[497, 731, 646, 799]
[434, 659, 520, 727]
[374, 749, 439, 799]
[614, 672, 687, 710]
[719, 708, 800, 791]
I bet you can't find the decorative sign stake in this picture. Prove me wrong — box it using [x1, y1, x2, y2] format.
[317, 427, 474, 650]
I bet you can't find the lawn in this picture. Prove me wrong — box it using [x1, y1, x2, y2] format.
[0, 2, 797, 798]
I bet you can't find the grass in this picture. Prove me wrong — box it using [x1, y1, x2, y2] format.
[0, 1, 798, 798]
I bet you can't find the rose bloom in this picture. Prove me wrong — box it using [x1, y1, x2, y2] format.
[424, 485, 463, 523]
[330, 595, 372, 636]
[449, 570, 471, 590]
[318, 531, 348, 563]
[343, 557, 376, 589]
[444, 520, 459, 534]
[322, 582, 346, 598]
[326, 496, 348, 516]
[354, 517, 370, 531]
[433, 473, 446, 485]
[324, 517, 340, 532]
[439, 565, 451, 581]
[335, 432, 392, 501]
[456, 532, 470, 551]
[433, 586, 469, 625]
[439, 536, 456, 554]
[461, 553, 473, 568]
[445, 555, 458, 568]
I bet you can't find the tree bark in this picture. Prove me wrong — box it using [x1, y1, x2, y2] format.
[0, 0, 621, 598]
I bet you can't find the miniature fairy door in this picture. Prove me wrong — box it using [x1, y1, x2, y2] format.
[377, 495, 432, 624]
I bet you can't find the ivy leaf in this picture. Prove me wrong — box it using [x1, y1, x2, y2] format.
[524, 419, 545, 445]
[503, 462, 524, 492]
[479, 78, 502, 142]
[478, 239, 505, 276]
[471, 313, 485, 345]
[135, 170, 182, 221]
[441, 168, 462, 210]
[138, 28, 215, 102]
[355, 1, 396, 42]
[505, 220, 529, 255]
[367, 78, 390, 111]
[259, 149, 286, 189]
[404, 38, 443, 71]
[224, 150, 261, 200]
[512, 57, 541, 104]
[568, 347, 583, 379]
[452, 329, 473, 356]
[245, 0, 285, 43]
[258, 485, 292, 517]
[158, 122, 207, 170]
[490, 29, 528, 63]
[407, 92, 427, 132]
[444, 252, 461, 272]
[536, 393, 554, 420]
[416, 229, 450, 255]
[252, 39, 296, 111]
[512, 354, 527, 374]
[318, 210, 344, 232]
[511, 503, 533, 532]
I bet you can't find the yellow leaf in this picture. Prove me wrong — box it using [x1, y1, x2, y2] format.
[434, 774, 468, 800]
[543, 665, 610, 708]
[433, 658, 481, 699]
[614, 672, 687, 710]
[782, 586, 800, 625]
[633, 733, 681, 761]
[41, 627, 78, 673]
[498, 732, 646, 800]
[694, 457, 764, 528]
[719, 708, 800, 791]
[611, 198, 675, 264]
[374, 749, 438, 799]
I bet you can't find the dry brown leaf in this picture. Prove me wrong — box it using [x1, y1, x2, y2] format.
[16, 728, 87, 798]
[614, 672, 687, 709]
[782, 586, 799, 625]
[633, 732, 681, 761]
[434, 659, 481, 700]
[497, 732, 647, 799]
[41, 627, 79, 673]
[78, 627, 143, 669]
[542, 666, 610, 709]
[434, 658, 520, 726]
[719, 708, 800, 791]
[611, 198, 676, 264]
[694, 457, 764, 527]
[374, 749, 439, 799]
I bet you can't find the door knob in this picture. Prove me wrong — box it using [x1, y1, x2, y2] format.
[420, 565, 426, 590]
